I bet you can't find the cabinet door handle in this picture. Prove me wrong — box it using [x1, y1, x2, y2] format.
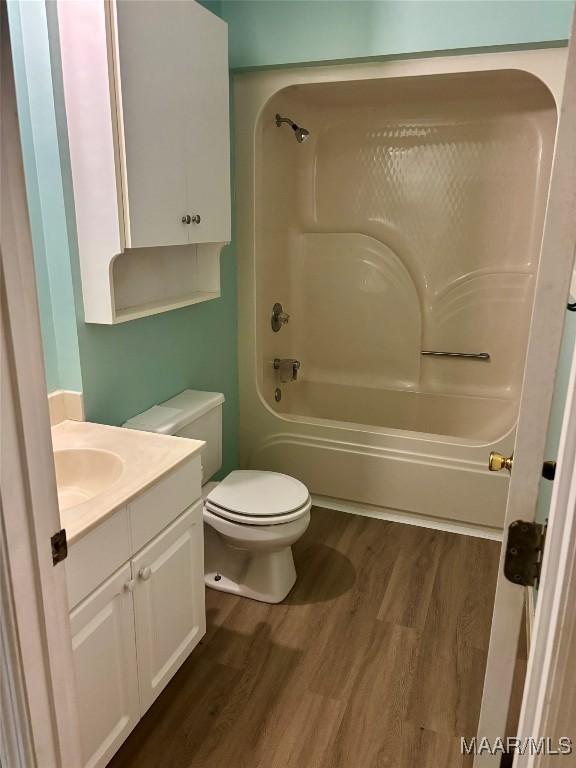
[181, 214, 191, 224]
[191, 214, 201, 224]
[124, 579, 136, 593]
[138, 566, 152, 581]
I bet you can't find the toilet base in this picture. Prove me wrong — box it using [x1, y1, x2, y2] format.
[205, 543, 297, 604]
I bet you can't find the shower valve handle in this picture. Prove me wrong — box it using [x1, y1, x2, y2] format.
[271, 302, 290, 332]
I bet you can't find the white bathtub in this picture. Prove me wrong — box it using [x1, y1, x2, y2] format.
[235, 49, 566, 531]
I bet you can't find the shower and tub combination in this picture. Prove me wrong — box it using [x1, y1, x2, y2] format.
[235, 50, 566, 532]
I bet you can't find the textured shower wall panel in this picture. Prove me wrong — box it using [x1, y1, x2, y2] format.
[423, 272, 535, 397]
[252, 66, 557, 443]
[293, 233, 421, 389]
[307, 111, 551, 399]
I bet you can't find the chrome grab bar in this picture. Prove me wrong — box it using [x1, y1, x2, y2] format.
[421, 351, 490, 361]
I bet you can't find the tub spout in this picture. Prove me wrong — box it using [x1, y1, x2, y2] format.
[274, 358, 300, 383]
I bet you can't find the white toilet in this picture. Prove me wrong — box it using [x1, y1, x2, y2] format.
[123, 390, 311, 603]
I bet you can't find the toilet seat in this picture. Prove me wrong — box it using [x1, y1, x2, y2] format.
[205, 498, 311, 526]
[205, 470, 311, 526]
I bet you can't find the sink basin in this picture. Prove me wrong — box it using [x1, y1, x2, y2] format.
[54, 448, 125, 511]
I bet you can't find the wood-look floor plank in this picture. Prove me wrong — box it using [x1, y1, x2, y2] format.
[304, 515, 404, 702]
[262, 689, 345, 767]
[378, 525, 443, 628]
[108, 656, 241, 768]
[331, 621, 420, 768]
[402, 727, 471, 768]
[190, 640, 302, 767]
[406, 532, 500, 738]
[457, 535, 501, 652]
[108, 507, 500, 768]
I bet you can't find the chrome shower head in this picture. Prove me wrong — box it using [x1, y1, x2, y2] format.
[275, 113, 310, 143]
[294, 125, 310, 143]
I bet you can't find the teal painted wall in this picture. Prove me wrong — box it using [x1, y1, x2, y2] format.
[72, 253, 240, 478]
[199, 0, 222, 16]
[8, 0, 82, 393]
[222, 0, 573, 69]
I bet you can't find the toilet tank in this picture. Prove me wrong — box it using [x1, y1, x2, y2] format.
[123, 390, 225, 482]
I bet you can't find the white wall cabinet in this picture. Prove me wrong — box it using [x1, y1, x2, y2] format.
[66, 460, 205, 768]
[58, 0, 230, 323]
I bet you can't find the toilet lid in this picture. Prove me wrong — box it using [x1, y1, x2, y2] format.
[206, 470, 310, 518]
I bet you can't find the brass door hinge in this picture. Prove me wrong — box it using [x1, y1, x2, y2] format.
[51, 529, 68, 565]
[504, 520, 546, 588]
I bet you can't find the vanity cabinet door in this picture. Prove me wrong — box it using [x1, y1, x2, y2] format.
[70, 564, 139, 768]
[131, 503, 206, 713]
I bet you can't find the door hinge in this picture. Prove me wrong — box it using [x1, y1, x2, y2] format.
[504, 520, 546, 588]
[51, 529, 68, 565]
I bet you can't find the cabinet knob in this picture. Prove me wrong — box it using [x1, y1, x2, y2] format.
[191, 214, 201, 224]
[124, 579, 136, 593]
[182, 214, 191, 224]
[138, 566, 152, 581]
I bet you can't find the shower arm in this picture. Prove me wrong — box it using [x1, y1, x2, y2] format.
[275, 115, 296, 129]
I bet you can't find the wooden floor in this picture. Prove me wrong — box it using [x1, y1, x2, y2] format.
[109, 507, 501, 768]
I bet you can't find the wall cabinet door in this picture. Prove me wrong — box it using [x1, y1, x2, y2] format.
[184, 2, 230, 244]
[113, 0, 190, 248]
[70, 564, 139, 768]
[112, 0, 230, 249]
[131, 503, 206, 713]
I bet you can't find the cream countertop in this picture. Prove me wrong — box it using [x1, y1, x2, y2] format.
[51, 419, 204, 543]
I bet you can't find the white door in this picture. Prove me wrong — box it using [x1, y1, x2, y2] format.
[3, 5, 82, 763]
[475, 9, 576, 765]
[184, 2, 231, 244]
[70, 564, 140, 768]
[113, 0, 190, 248]
[131, 504, 206, 714]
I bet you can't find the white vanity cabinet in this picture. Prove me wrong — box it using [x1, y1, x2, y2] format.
[66, 459, 205, 768]
[57, 0, 230, 323]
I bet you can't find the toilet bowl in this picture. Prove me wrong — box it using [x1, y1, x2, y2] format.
[123, 391, 311, 604]
[203, 470, 311, 603]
